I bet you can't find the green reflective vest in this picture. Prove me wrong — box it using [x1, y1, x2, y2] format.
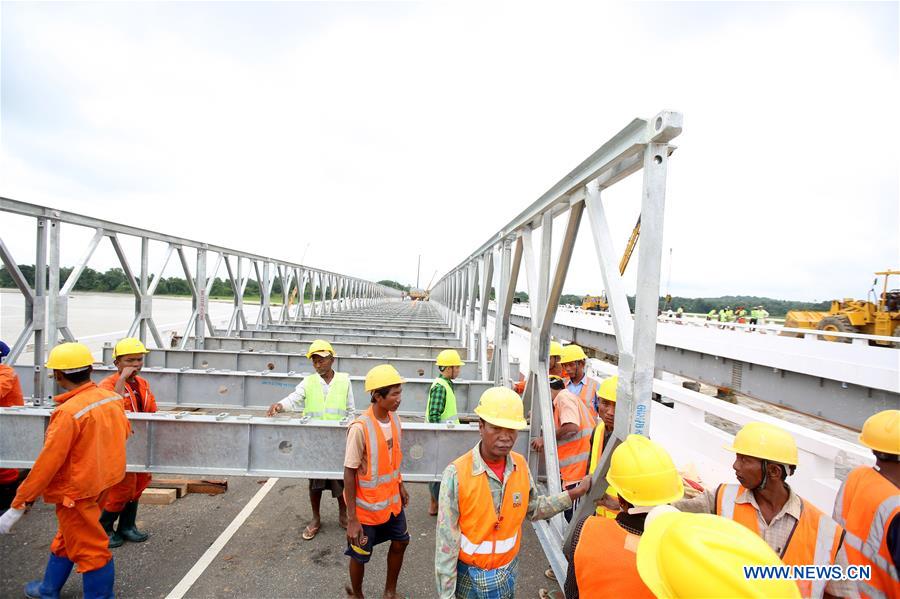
[303, 372, 350, 420]
[427, 377, 459, 424]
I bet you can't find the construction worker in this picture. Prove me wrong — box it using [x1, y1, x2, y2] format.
[530, 375, 597, 522]
[637, 511, 801, 598]
[343, 364, 409, 599]
[673, 421, 855, 598]
[267, 339, 352, 540]
[559, 344, 599, 418]
[758, 305, 770, 331]
[435, 386, 592, 598]
[0, 342, 130, 599]
[565, 434, 685, 599]
[588, 376, 622, 518]
[675, 306, 684, 322]
[513, 341, 566, 395]
[0, 340, 26, 514]
[97, 337, 156, 547]
[428, 349, 464, 516]
[718, 307, 728, 329]
[833, 410, 899, 599]
[549, 341, 566, 379]
[706, 308, 717, 327]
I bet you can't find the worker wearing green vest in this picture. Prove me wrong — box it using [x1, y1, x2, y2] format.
[427, 349, 464, 515]
[267, 339, 354, 540]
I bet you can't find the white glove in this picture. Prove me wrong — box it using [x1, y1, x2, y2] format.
[0, 507, 25, 534]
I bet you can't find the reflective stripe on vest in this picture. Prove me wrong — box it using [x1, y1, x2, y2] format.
[555, 391, 595, 483]
[460, 532, 519, 555]
[716, 484, 844, 599]
[352, 406, 402, 525]
[454, 448, 530, 570]
[428, 377, 459, 424]
[303, 373, 350, 420]
[835, 467, 900, 597]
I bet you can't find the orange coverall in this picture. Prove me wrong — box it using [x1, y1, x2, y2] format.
[98, 374, 156, 512]
[12, 382, 131, 572]
[0, 364, 25, 485]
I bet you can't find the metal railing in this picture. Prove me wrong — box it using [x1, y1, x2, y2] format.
[429, 111, 683, 579]
[0, 197, 399, 401]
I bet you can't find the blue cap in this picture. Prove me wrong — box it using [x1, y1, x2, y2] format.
[0, 340, 9, 359]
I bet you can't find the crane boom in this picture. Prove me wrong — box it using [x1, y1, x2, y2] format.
[619, 215, 641, 275]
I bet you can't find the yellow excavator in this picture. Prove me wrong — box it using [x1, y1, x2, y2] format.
[784, 270, 900, 345]
[581, 216, 642, 311]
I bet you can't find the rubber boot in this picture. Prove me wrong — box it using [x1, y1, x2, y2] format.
[100, 510, 124, 548]
[82, 558, 114, 599]
[116, 501, 148, 543]
[23, 553, 74, 599]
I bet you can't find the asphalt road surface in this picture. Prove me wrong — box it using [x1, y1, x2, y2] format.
[1, 478, 562, 598]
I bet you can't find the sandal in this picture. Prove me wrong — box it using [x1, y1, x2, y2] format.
[302, 524, 321, 540]
[544, 567, 556, 581]
[539, 589, 563, 599]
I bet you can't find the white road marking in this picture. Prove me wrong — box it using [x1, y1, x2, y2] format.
[165, 477, 279, 599]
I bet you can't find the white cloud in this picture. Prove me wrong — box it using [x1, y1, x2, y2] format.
[1, 1, 897, 301]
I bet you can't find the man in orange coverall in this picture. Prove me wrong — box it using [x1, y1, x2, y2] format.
[0, 340, 26, 513]
[0, 342, 130, 599]
[98, 337, 156, 547]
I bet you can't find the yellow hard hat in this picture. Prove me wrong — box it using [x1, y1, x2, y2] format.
[549, 341, 563, 358]
[606, 434, 684, 506]
[559, 344, 587, 364]
[112, 337, 150, 359]
[724, 422, 798, 466]
[597, 375, 617, 403]
[306, 339, 335, 359]
[364, 364, 404, 392]
[45, 342, 94, 372]
[474, 387, 528, 430]
[859, 410, 900, 455]
[637, 512, 801, 599]
[436, 349, 464, 367]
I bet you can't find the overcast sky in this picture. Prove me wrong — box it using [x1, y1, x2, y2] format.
[1, 1, 897, 302]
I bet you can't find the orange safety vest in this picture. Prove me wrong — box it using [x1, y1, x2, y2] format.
[351, 406, 402, 526]
[574, 516, 655, 598]
[98, 373, 157, 413]
[554, 390, 595, 485]
[834, 467, 900, 599]
[455, 448, 530, 570]
[0, 364, 25, 485]
[716, 484, 845, 599]
[12, 382, 131, 508]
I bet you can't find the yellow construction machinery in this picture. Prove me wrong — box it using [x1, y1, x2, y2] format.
[581, 215, 642, 311]
[784, 270, 900, 345]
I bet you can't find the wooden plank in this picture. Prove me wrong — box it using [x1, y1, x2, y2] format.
[186, 479, 228, 495]
[148, 480, 189, 498]
[139, 488, 176, 505]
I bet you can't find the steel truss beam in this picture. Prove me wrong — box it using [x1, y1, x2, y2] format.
[193, 335, 464, 354]
[0, 408, 527, 481]
[0, 197, 399, 366]
[99, 346, 488, 380]
[12, 364, 499, 415]
[429, 111, 682, 579]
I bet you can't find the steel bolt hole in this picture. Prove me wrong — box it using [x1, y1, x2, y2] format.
[278, 440, 293, 454]
[654, 155, 663, 164]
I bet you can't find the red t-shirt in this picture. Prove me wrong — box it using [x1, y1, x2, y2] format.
[485, 458, 505, 483]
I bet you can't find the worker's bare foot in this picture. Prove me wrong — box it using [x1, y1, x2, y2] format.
[345, 584, 364, 598]
[382, 591, 403, 599]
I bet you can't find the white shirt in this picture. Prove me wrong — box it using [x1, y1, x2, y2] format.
[278, 372, 356, 416]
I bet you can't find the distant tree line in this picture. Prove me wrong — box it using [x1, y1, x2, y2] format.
[0, 264, 328, 300]
[2, 265, 830, 317]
